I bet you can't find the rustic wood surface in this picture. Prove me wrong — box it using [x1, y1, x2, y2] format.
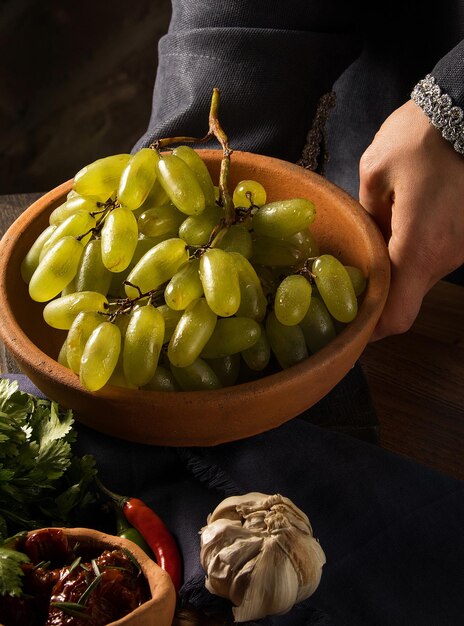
[361, 280, 464, 480]
[1, 193, 463, 484]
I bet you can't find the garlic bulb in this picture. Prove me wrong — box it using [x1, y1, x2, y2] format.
[200, 492, 326, 622]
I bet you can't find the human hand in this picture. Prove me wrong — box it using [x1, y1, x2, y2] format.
[359, 99, 464, 341]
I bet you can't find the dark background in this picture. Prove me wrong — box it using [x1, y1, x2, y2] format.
[0, 0, 171, 194]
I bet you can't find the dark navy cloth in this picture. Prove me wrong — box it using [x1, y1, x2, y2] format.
[135, 0, 464, 198]
[6, 374, 464, 626]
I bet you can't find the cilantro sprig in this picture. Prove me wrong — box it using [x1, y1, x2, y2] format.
[0, 545, 30, 596]
[0, 378, 98, 596]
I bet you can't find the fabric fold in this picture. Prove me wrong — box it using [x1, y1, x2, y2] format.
[134, 27, 361, 163]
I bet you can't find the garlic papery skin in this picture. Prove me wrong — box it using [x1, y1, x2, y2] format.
[200, 492, 326, 622]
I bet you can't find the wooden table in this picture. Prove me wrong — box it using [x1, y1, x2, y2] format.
[361, 280, 464, 480]
[1, 193, 463, 483]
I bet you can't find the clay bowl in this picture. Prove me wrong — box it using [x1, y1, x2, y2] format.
[0, 149, 390, 446]
[24, 527, 176, 625]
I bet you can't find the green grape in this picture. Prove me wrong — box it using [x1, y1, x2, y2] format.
[113, 311, 131, 338]
[199, 248, 241, 317]
[66, 310, 105, 373]
[118, 148, 159, 210]
[49, 195, 100, 226]
[155, 153, 205, 215]
[125, 238, 189, 298]
[252, 198, 316, 238]
[137, 233, 168, 248]
[21, 224, 57, 283]
[101, 207, 138, 272]
[241, 326, 271, 371]
[40, 212, 96, 260]
[79, 321, 121, 391]
[299, 295, 337, 354]
[232, 180, 267, 207]
[205, 354, 241, 387]
[345, 265, 367, 297]
[43, 291, 108, 330]
[168, 297, 217, 368]
[178, 204, 223, 246]
[170, 358, 221, 391]
[230, 252, 267, 322]
[143, 365, 179, 391]
[253, 264, 280, 297]
[172, 145, 216, 208]
[137, 176, 171, 211]
[164, 258, 203, 311]
[73, 154, 131, 202]
[57, 340, 70, 368]
[75, 239, 112, 295]
[201, 317, 261, 358]
[29, 236, 84, 302]
[156, 305, 183, 343]
[216, 225, 253, 258]
[251, 235, 302, 267]
[312, 255, 358, 323]
[265, 311, 308, 369]
[138, 204, 185, 239]
[274, 274, 312, 326]
[105, 317, 139, 391]
[123, 305, 165, 387]
[107, 352, 138, 389]
[61, 278, 77, 296]
[108, 237, 164, 298]
[285, 229, 320, 259]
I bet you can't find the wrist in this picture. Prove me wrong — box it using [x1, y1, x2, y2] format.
[411, 74, 464, 156]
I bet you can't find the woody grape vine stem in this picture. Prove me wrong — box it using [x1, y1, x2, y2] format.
[149, 87, 235, 225]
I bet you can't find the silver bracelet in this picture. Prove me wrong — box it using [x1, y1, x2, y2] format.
[411, 74, 464, 155]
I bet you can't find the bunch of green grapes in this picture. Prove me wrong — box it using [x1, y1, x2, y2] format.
[21, 145, 366, 393]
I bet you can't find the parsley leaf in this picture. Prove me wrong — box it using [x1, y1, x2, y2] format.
[0, 376, 97, 550]
[0, 378, 99, 597]
[0, 547, 30, 596]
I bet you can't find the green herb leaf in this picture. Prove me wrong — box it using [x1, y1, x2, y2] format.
[0, 379, 31, 460]
[35, 402, 74, 448]
[67, 556, 82, 574]
[91, 558, 100, 577]
[0, 377, 97, 545]
[122, 547, 141, 573]
[0, 547, 30, 596]
[78, 572, 103, 605]
[51, 601, 90, 619]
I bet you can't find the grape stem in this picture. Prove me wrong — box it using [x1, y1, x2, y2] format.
[149, 87, 235, 225]
[295, 257, 318, 282]
[103, 282, 168, 321]
[208, 89, 235, 226]
[77, 199, 118, 242]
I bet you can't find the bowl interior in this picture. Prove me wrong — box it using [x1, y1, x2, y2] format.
[0, 150, 390, 446]
[25, 528, 176, 626]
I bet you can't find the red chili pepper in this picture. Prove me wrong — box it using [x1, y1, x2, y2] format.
[123, 497, 182, 592]
[115, 507, 155, 560]
[97, 479, 182, 593]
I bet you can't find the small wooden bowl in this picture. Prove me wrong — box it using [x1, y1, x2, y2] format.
[0, 150, 390, 446]
[25, 527, 176, 626]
